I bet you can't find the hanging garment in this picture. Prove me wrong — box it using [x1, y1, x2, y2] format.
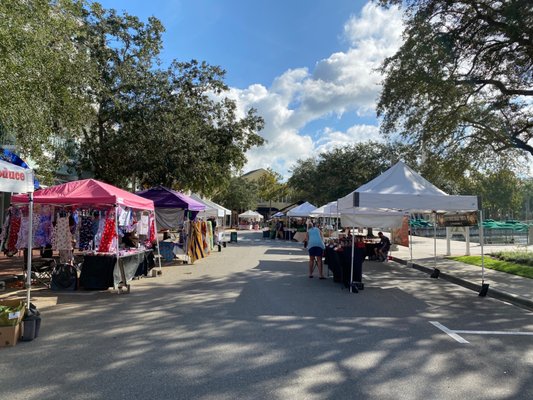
[206, 221, 214, 251]
[78, 216, 94, 250]
[34, 208, 53, 248]
[16, 216, 30, 250]
[187, 221, 205, 263]
[52, 216, 73, 251]
[137, 214, 149, 235]
[98, 216, 116, 253]
[6, 210, 21, 254]
[0, 210, 11, 246]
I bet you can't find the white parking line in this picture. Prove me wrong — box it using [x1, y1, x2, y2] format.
[430, 321, 533, 344]
[453, 329, 533, 336]
[430, 321, 469, 344]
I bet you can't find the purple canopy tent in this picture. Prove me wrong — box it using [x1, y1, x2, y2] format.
[136, 186, 205, 211]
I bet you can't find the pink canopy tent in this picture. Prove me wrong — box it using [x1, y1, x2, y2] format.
[12, 179, 154, 210]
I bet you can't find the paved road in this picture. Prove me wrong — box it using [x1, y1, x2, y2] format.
[1, 230, 532, 399]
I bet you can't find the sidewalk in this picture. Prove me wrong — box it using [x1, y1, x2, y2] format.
[389, 235, 533, 311]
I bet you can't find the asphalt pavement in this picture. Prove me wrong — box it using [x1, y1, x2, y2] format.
[1, 230, 532, 400]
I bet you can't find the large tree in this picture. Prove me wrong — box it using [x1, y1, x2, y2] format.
[212, 177, 258, 213]
[377, 0, 533, 161]
[0, 0, 95, 180]
[74, 4, 264, 192]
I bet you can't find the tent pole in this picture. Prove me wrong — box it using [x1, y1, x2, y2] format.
[25, 192, 34, 306]
[152, 210, 163, 271]
[350, 229, 355, 293]
[433, 212, 437, 269]
[480, 210, 485, 284]
[409, 215, 413, 262]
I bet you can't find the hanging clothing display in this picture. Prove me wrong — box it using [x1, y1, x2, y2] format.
[187, 221, 205, 263]
[6, 208, 21, 254]
[98, 214, 116, 253]
[52, 215, 73, 251]
[34, 206, 53, 248]
[137, 214, 149, 235]
[78, 215, 94, 250]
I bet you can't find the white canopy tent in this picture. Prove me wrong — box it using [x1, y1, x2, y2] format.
[0, 159, 35, 306]
[337, 161, 483, 292]
[238, 210, 264, 221]
[287, 202, 317, 218]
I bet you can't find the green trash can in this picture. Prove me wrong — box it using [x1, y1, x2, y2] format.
[230, 231, 238, 243]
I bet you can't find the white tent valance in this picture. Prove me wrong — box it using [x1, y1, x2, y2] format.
[340, 208, 406, 228]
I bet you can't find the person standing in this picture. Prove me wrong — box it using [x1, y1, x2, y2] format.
[305, 223, 325, 279]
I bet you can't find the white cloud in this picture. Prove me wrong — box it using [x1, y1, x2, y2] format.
[226, 2, 404, 178]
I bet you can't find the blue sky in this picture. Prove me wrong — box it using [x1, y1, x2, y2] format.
[94, 1, 404, 177]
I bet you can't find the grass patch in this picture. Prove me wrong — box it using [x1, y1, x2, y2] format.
[450, 255, 533, 279]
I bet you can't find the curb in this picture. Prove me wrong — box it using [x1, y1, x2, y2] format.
[390, 256, 533, 312]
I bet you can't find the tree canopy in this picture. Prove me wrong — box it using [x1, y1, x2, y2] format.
[0, 0, 95, 179]
[0, 1, 265, 191]
[377, 0, 533, 161]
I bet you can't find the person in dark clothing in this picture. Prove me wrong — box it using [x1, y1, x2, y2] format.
[375, 231, 391, 262]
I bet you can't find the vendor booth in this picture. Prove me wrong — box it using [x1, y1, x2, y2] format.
[11, 179, 159, 293]
[238, 210, 263, 230]
[136, 186, 205, 263]
[287, 202, 317, 241]
[337, 161, 481, 293]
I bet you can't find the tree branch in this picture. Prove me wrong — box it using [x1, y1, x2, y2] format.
[455, 78, 533, 96]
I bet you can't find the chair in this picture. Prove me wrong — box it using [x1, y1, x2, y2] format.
[22, 250, 57, 288]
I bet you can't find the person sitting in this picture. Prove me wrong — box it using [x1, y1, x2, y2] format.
[375, 231, 391, 262]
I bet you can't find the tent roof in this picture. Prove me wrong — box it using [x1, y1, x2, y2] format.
[310, 201, 338, 217]
[287, 201, 317, 217]
[189, 194, 231, 218]
[12, 179, 154, 210]
[239, 210, 264, 219]
[338, 161, 479, 212]
[356, 161, 446, 196]
[136, 186, 205, 211]
[0, 159, 34, 194]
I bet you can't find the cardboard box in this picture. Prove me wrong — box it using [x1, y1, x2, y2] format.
[0, 323, 21, 347]
[0, 299, 26, 327]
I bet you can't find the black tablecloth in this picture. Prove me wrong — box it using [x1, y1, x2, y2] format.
[79, 250, 155, 290]
[324, 246, 365, 288]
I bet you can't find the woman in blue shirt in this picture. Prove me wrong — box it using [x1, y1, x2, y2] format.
[305, 223, 325, 279]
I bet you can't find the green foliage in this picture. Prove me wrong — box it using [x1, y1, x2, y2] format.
[469, 167, 523, 219]
[212, 177, 258, 212]
[0, 1, 265, 193]
[256, 168, 287, 212]
[377, 0, 533, 161]
[0, 0, 96, 182]
[450, 255, 533, 279]
[73, 5, 265, 192]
